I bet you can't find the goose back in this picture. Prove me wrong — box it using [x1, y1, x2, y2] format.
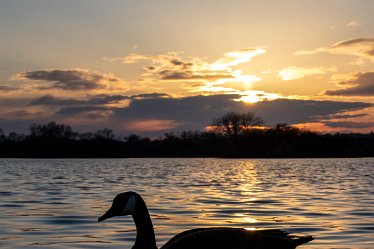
[161, 228, 313, 249]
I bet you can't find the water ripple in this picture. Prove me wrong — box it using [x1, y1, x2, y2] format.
[0, 158, 373, 249]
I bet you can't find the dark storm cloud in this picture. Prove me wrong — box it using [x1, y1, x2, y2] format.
[324, 121, 374, 129]
[326, 71, 374, 96]
[18, 69, 121, 90]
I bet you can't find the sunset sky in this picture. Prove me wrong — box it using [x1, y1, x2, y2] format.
[1, 0, 373, 136]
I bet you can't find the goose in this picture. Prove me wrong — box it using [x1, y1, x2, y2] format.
[98, 191, 314, 249]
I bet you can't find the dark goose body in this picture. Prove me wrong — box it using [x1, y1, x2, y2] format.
[98, 192, 314, 249]
[162, 228, 312, 249]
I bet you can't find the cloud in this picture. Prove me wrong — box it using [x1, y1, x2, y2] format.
[112, 95, 372, 132]
[2, 94, 372, 135]
[247, 99, 372, 125]
[321, 113, 368, 120]
[113, 48, 266, 69]
[347, 21, 360, 27]
[113, 52, 236, 82]
[132, 93, 171, 99]
[278, 66, 336, 81]
[28, 93, 169, 107]
[296, 38, 374, 62]
[29, 95, 87, 106]
[29, 94, 130, 106]
[126, 119, 179, 131]
[209, 48, 266, 70]
[325, 71, 374, 96]
[107, 49, 264, 94]
[16, 69, 123, 91]
[30, 95, 373, 127]
[1, 110, 40, 119]
[235, 90, 281, 103]
[56, 106, 113, 118]
[112, 52, 192, 66]
[0, 85, 19, 92]
[158, 70, 234, 81]
[324, 121, 374, 129]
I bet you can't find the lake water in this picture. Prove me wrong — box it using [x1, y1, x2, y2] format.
[0, 158, 373, 249]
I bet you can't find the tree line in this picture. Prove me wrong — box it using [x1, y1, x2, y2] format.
[0, 112, 373, 158]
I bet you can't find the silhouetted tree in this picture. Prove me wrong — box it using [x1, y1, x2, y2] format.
[78, 132, 94, 140]
[273, 123, 300, 134]
[0, 121, 373, 158]
[124, 134, 142, 143]
[7, 132, 25, 142]
[94, 128, 115, 140]
[29, 122, 75, 140]
[0, 128, 5, 142]
[179, 130, 200, 141]
[211, 112, 264, 136]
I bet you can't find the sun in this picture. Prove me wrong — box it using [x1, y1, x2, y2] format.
[239, 95, 261, 103]
[236, 90, 282, 103]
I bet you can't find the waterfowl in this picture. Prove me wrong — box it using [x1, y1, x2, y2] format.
[98, 191, 314, 249]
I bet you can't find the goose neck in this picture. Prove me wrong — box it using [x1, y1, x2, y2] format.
[132, 198, 157, 249]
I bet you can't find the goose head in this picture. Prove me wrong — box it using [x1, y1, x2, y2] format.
[98, 191, 137, 222]
[98, 191, 157, 248]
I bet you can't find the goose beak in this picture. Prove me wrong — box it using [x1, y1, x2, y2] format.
[98, 207, 114, 222]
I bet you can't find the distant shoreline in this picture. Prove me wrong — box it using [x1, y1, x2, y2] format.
[1, 122, 373, 158]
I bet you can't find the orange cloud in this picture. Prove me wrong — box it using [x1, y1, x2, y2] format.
[294, 121, 374, 133]
[127, 119, 179, 131]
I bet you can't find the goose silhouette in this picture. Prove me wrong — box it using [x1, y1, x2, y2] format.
[98, 191, 314, 249]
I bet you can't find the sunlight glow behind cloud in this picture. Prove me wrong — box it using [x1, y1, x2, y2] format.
[236, 91, 282, 103]
[278, 66, 336, 81]
[210, 48, 266, 71]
